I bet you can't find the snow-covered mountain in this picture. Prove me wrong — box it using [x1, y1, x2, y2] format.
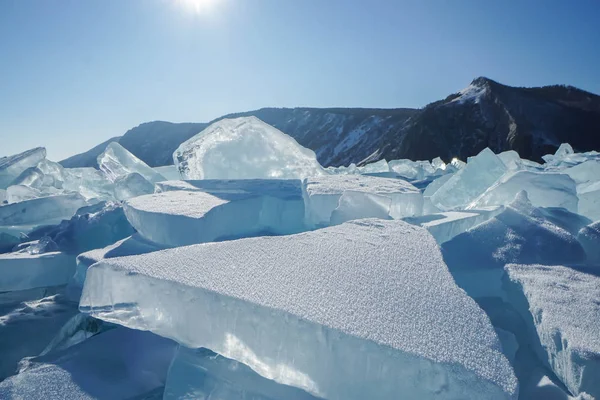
[60, 77, 600, 168]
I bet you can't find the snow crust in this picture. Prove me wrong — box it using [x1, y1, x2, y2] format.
[504, 264, 600, 398]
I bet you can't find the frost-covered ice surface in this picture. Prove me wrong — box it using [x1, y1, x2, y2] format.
[125, 182, 305, 247]
[174, 117, 325, 180]
[442, 191, 586, 300]
[431, 148, 507, 210]
[0, 326, 176, 400]
[80, 219, 517, 399]
[443, 191, 586, 272]
[98, 142, 165, 183]
[504, 264, 600, 398]
[303, 174, 422, 227]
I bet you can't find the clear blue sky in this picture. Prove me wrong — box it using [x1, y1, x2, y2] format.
[1, 0, 599, 161]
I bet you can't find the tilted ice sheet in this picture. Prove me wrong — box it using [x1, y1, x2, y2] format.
[0, 147, 46, 189]
[174, 116, 324, 180]
[431, 148, 506, 211]
[303, 174, 423, 227]
[404, 207, 502, 245]
[98, 142, 165, 183]
[124, 187, 305, 247]
[468, 170, 578, 213]
[80, 219, 517, 399]
[504, 264, 600, 398]
[0, 193, 87, 227]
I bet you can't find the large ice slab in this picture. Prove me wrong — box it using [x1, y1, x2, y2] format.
[431, 148, 507, 211]
[0, 147, 46, 189]
[469, 170, 578, 212]
[80, 219, 517, 399]
[98, 142, 165, 183]
[0, 251, 76, 292]
[0, 326, 176, 400]
[303, 174, 423, 227]
[0, 193, 87, 227]
[504, 264, 600, 398]
[174, 117, 324, 180]
[164, 346, 321, 400]
[125, 182, 305, 247]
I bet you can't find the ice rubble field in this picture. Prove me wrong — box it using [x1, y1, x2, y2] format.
[0, 117, 599, 399]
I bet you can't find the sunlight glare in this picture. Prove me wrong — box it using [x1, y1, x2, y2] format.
[177, 0, 218, 15]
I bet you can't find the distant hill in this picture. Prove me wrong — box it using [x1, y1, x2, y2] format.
[60, 77, 600, 168]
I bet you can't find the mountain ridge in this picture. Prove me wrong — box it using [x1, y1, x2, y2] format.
[60, 77, 600, 168]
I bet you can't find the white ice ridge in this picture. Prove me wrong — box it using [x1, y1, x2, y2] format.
[80, 219, 517, 399]
[125, 180, 306, 247]
[173, 116, 325, 180]
[303, 174, 423, 227]
[504, 264, 600, 398]
[0, 193, 87, 227]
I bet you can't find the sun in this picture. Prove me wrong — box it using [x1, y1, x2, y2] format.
[176, 0, 218, 14]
